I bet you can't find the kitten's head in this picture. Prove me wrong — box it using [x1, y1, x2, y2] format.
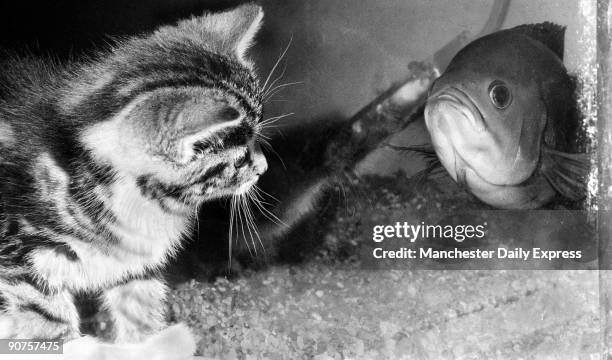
[75, 4, 268, 211]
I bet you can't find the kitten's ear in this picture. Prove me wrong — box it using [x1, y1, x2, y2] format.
[200, 3, 264, 62]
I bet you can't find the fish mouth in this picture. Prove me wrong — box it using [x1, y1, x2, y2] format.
[428, 87, 487, 132]
[447, 144, 471, 189]
[425, 85, 488, 186]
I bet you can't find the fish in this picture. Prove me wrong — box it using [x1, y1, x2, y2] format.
[392, 22, 590, 209]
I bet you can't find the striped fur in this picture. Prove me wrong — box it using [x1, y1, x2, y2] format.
[0, 3, 266, 354]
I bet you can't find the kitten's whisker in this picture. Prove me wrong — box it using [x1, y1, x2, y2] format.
[258, 124, 283, 132]
[259, 112, 294, 127]
[250, 195, 284, 228]
[251, 190, 277, 210]
[236, 194, 253, 257]
[240, 195, 258, 256]
[252, 195, 275, 208]
[256, 131, 271, 140]
[261, 35, 293, 93]
[253, 187, 284, 210]
[258, 138, 286, 170]
[264, 82, 303, 103]
[262, 60, 288, 98]
[251, 186, 288, 228]
[253, 184, 281, 203]
[258, 137, 272, 148]
[244, 190, 266, 255]
[241, 196, 256, 257]
[228, 195, 237, 267]
[249, 187, 272, 208]
[264, 81, 304, 101]
[193, 203, 201, 235]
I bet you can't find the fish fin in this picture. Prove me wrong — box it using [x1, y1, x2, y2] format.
[384, 143, 447, 185]
[384, 143, 437, 162]
[541, 147, 590, 200]
[508, 22, 566, 60]
[410, 159, 445, 186]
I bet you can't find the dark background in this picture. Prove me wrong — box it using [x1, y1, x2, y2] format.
[0, 0, 245, 57]
[0, 0, 583, 136]
[0, 0, 581, 178]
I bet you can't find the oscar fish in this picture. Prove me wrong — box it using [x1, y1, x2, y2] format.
[396, 23, 590, 209]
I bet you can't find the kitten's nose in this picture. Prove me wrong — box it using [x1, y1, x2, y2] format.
[251, 142, 267, 176]
[254, 155, 267, 176]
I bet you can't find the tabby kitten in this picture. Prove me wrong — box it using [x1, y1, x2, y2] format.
[0, 3, 266, 345]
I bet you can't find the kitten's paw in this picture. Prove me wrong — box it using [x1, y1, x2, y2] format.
[64, 324, 197, 360]
[64, 336, 105, 360]
[142, 323, 197, 360]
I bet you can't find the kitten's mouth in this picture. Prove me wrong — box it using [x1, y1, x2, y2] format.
[236, 177, 259, 194]
[158, 196, 195, 215]
[183, 176, 260, 203]
[153, 171, 262, 212]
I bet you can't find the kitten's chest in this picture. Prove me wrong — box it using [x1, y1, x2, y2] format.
[31, 179, 192, 292]
[107, 179, 191, 261]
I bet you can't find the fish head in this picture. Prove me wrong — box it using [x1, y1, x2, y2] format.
[424, 30, 567, 192]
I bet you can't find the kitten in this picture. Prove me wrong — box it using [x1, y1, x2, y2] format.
[0, 2, 265, 352]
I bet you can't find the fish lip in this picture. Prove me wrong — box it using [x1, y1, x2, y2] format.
[425, 86, 486, 185]
[429, 86, 487, 132]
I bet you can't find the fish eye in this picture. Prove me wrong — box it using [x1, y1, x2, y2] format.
[488, 81, 512, 109]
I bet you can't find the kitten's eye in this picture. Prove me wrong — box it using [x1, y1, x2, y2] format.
[193, 141, 213, 154]
[235, 149, 250, 168]
[488, 80, 512, 109]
